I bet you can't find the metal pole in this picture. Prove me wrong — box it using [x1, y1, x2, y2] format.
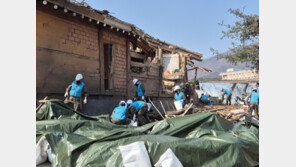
[183, 103, 193, 116]
[149, 99, 165, 120]
[159, 101, 167, 115]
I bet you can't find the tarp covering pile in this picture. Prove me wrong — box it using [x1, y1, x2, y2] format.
[36, 100, 259, 167]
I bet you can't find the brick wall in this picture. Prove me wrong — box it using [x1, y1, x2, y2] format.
[128, 64, 161, 98]
[60, 23, 98, 51]
[37, 10, 100, 93]
[101, 30, 127, 94]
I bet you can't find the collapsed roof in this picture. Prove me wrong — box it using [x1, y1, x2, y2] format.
[42, 0, 203, 61]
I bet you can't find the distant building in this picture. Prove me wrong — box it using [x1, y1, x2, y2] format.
[219, 68, 258, 81]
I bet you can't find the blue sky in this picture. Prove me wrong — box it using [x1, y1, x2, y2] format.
[87, 0, 258, 59]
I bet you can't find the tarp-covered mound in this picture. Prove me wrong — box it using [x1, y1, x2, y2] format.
[36, 100, 259, 167]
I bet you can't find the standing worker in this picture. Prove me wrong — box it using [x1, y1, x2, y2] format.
[183, 82, 192, 104]
[174, 85, 185, 107]
[246, 88, 259, 120]
[221, 88, 232, 105]
[110, 101, 131, 125]
[64, 74, 88, 112]
[133, 78, 146, 101]
[196, 80, 200, 90]
[127, 100, 150, 126]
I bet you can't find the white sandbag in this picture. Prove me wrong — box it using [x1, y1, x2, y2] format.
[230, 109, 245, 114]
[132, 121, 138, 126]
[154, 148, 183, 167]
[174, 101, 183, 110]
[129, 114, 138, 126]
[119, 141, 152, 167]
[147, 103, 152, 111]
[36, 136, 50, 165]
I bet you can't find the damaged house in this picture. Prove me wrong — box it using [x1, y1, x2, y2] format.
[36, 0, 210, 115]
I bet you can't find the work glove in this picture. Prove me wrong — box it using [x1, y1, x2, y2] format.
[83, 98, 87, 104]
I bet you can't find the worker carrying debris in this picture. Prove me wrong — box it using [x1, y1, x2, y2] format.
[110, 101, 131, 125]
[64, 74, 88, 111]
[246, 88, 259, 120]
[133, 78, 146, 101]
[221, 88, 232, 105]
[127, 99, 150, 126]
[200, 93, 213, 105]
[183, 82, 192, 104]
[174, 85, 185, 107]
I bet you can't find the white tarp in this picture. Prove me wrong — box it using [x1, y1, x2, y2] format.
[119, 141, 152, 167]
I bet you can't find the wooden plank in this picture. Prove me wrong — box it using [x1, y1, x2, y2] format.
[194, 68, 197, 86]
[187, 61, 212, 73]
[159, 65, 163, 96]
[99, 27, 105, 92]
[163, 71, 184, 79]
[97, 26, 102, 93]
[180, 53, 186, 83]
[187, 67, 198, 71]
[158, 47, 163, 66]
[130, 51, 146, 59]
[36, 96, 48, 112]
[185, 56, 188, 83]
[163, 80, 175, 86]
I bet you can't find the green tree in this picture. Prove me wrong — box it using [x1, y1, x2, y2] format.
[211, 8, 259, 70]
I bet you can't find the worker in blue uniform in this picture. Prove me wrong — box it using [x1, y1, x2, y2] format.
[133, 78, 146, 101]
[221, 88, 232, 105]
[246, 88, 259, 120]
[200, 93, 212, 105]
[110, 101, 131, 125]
[174, 85, 185, 107]
[127, 100, 150, 126]
[64, 74, 88, 111]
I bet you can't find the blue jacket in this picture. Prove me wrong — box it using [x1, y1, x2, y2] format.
[250, 92, 259, 103]
[175, 92, 185, 105]
[69, 81, 85, 98]
[223, 89, 231, 95]
[129, 101, 145, 112]
[201, 94, 208, 101]
[112, 106, 127, 120]
[136, 83, 145, 97]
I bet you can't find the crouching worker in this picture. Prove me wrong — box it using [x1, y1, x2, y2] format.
[174, 85, 185, 107]
[64, 74, 87, 112]
[127, 100, 150, 126]
[200, 93, 212, 105]
[110, 101, 131, 125]
[221, 88, 232, 105]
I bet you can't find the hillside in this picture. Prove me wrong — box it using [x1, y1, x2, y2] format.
[188, 55, 250, 80]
